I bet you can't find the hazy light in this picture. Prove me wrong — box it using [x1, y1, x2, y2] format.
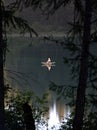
[48, 102, 60, 129]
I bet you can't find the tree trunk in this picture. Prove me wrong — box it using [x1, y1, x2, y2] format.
[22, 103, 36, 130]
[73, 0, 92, 130]
[0, 0, 5, 130]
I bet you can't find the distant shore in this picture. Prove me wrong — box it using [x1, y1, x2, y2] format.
[7, 32, 66, 38]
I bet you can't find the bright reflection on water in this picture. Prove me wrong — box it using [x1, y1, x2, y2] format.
[37, 101, 70, 130]
[48, 102, 60, 129]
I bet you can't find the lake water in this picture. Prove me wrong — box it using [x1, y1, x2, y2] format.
[5, 36, 73, 129]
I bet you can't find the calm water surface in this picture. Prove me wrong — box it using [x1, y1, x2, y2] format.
[5, 36, 72, 129]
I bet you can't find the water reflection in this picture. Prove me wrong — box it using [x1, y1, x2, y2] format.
[38, 99, 70, 130]
[48, 100, 60, 129]
[47, 92, 70, 129]
[6, 36, 71, 129]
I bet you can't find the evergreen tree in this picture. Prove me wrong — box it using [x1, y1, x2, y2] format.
[72, 0, 92, 130]
[0, 1, 37, 129]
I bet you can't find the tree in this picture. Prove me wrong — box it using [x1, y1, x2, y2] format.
[72, 0, 92, 130]
[42, 1, 93, 130]
[5, 89, 49, 130]
[22, 102, 35, 130]
[0, 1, 5, 130]
[0, 1, 37, 129]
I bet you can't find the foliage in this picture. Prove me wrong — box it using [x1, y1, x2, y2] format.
[2, 0, 38, 36]
[5, 88, 49, 130]
[59, 111, 97, 130]
[1, 0, 38, 63]
[49, 81, 76, 106]
[59, 114, 73, 130]
[3, 9, 38, 36]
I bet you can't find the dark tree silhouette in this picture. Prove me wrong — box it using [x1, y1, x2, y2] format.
[22, 102, 35, 130]
[0, 0, 5, 130]
[73, 0, 92, 130]
[0, 1, 37, 129]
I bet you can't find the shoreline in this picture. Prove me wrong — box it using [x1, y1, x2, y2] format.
[7, 32, 66, 38]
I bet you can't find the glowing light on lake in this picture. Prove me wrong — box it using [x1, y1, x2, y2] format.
[41, 58, 56, 71]
[48, 102, 60, 129]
